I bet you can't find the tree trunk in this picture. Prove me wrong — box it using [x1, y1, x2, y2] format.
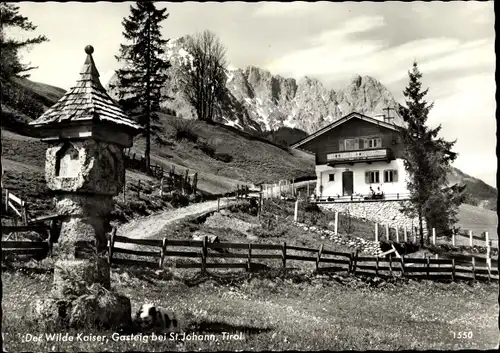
[145, 13, 151, 173]
[418, 208, 424, 247]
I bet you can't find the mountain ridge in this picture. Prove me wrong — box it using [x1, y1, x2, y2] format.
[106, 37, 404, 134]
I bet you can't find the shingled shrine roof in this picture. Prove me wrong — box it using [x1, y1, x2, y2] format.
[29, 45, 142, 131]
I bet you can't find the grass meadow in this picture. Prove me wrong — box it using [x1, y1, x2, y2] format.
[1, 261, 498, 352]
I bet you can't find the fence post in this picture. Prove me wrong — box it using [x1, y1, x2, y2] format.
[395, 227, 399, 243]
[471, 257, 476, 281]
[108, 227, 117, 265]
[247, 244, 252, 272]
[352, 249, 358, 275]
[307, 183, 310, 198]
[294, 200, 299, 222]
[404, 227, 408, 242]
[375, 256, 379, 277]
[282, 242, 287, 269]
[5, 189, 9, 213]
[217, 198, 220, 212]
[159, 177, 164, 197]
[375, 223, 379, 242]
[432, 228, 436, 245]
[259, 186, 263, 219]
[469, 230, 473, 246]
[485, 231, 489, 247]
[334, 211, 338, 236]
[385, 224, 390, 241]
[451, 258, 455, 281]
[160, 238, 167, 268]
[426, 255, 430, 277]
[400, 255, 405, 278]
[452, 231, 455, 246]
[486, 239, 491, 269]
[388, 254, 393, 277]
[202, 236, 208, 273]
[316, 244, 324, 272]
[413, 227, 417, 243]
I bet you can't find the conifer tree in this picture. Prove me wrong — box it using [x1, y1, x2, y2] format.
[398, 62, 463, 245]
[0, 2, 48, 81]
[112, 1, 171, 172]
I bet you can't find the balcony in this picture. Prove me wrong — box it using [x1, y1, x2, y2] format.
[326, 148, 394, 166]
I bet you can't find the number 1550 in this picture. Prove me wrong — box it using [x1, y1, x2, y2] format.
[452, 331, 473, 339]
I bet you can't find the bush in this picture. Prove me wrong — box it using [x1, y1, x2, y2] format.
[171, 118, 198, 143]
[213, 152, 233, 163]
[195, 141, 215, 157]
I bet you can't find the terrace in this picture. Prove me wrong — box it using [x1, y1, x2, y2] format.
[312, 192, 411, 203]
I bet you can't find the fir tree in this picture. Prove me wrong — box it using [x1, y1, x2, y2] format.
[112, 1, 171, 172]
[398, 61, 463, 245]
[0, 2, 48, 81]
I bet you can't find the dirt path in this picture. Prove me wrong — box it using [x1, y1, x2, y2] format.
[116, 197, 238, 249]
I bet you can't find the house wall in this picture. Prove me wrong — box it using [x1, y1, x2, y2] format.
[299, 118, 405, 165]
[315, 158, 409, 196]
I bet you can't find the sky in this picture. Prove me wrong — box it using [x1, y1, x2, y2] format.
[9, 1, 496, 187]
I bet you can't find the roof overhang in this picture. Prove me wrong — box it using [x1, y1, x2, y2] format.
[290, 112, 403, 150]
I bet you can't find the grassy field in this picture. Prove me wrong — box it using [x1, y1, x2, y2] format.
[2, 260, 498, 352]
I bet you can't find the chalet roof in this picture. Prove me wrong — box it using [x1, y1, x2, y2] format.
[290, 112, 404, 150]
[29, 45, 142, 132]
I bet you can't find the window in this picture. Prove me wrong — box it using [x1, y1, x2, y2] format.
[364, 137, 382, 149]
[339, 138, 359, 151]
[365, 170, 380, 184]
[329, 173, 335, 182]
[339, 136, 381, 151]
[384, 169, 398, 183]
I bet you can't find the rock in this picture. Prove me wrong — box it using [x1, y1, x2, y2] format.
[220, 209, 231, 216]
[30, 285, 132, 330]
[247, 234, 259, 241]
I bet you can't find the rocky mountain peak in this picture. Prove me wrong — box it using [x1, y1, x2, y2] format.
[106, 39, 403, 134]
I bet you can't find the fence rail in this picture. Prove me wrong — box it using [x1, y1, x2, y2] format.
[107, 233, 498, 282]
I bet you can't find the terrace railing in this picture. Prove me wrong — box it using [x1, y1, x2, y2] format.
[313, 192, 412, 203]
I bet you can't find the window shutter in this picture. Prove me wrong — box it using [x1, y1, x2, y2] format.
[393, 170, 398, 182]
[377, 138, 382, 148]
[383, 170, 387, 183]
[359, 139, 364, 149]
[339, 140, 344, 151]
[365, 171, 370, 184]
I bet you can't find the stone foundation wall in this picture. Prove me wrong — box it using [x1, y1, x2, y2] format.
[319, 200, 427, 232]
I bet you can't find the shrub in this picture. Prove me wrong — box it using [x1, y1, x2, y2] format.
[171, 118, 198, 143]
[195, 141, 215, 157]
[213, 152, 233, 163]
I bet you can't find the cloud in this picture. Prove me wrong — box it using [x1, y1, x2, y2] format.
[253, 2, 313, 17]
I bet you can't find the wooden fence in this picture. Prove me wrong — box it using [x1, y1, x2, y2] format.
[123, 149, 198, 194]
[262, 179, 316, 200]
[1, 239, 52, 260]
[107, 233, 498, 282]
[3, 189, 28, 225]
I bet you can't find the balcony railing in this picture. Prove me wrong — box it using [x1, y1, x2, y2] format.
[326, 148, 394, 164]
[312, 192, 411, 203]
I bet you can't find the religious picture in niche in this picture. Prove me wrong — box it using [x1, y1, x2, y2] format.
[99, 147, 116, 181]
[55, 143, 80, 177]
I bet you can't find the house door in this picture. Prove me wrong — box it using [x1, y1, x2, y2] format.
[342, 171, 354, 196]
